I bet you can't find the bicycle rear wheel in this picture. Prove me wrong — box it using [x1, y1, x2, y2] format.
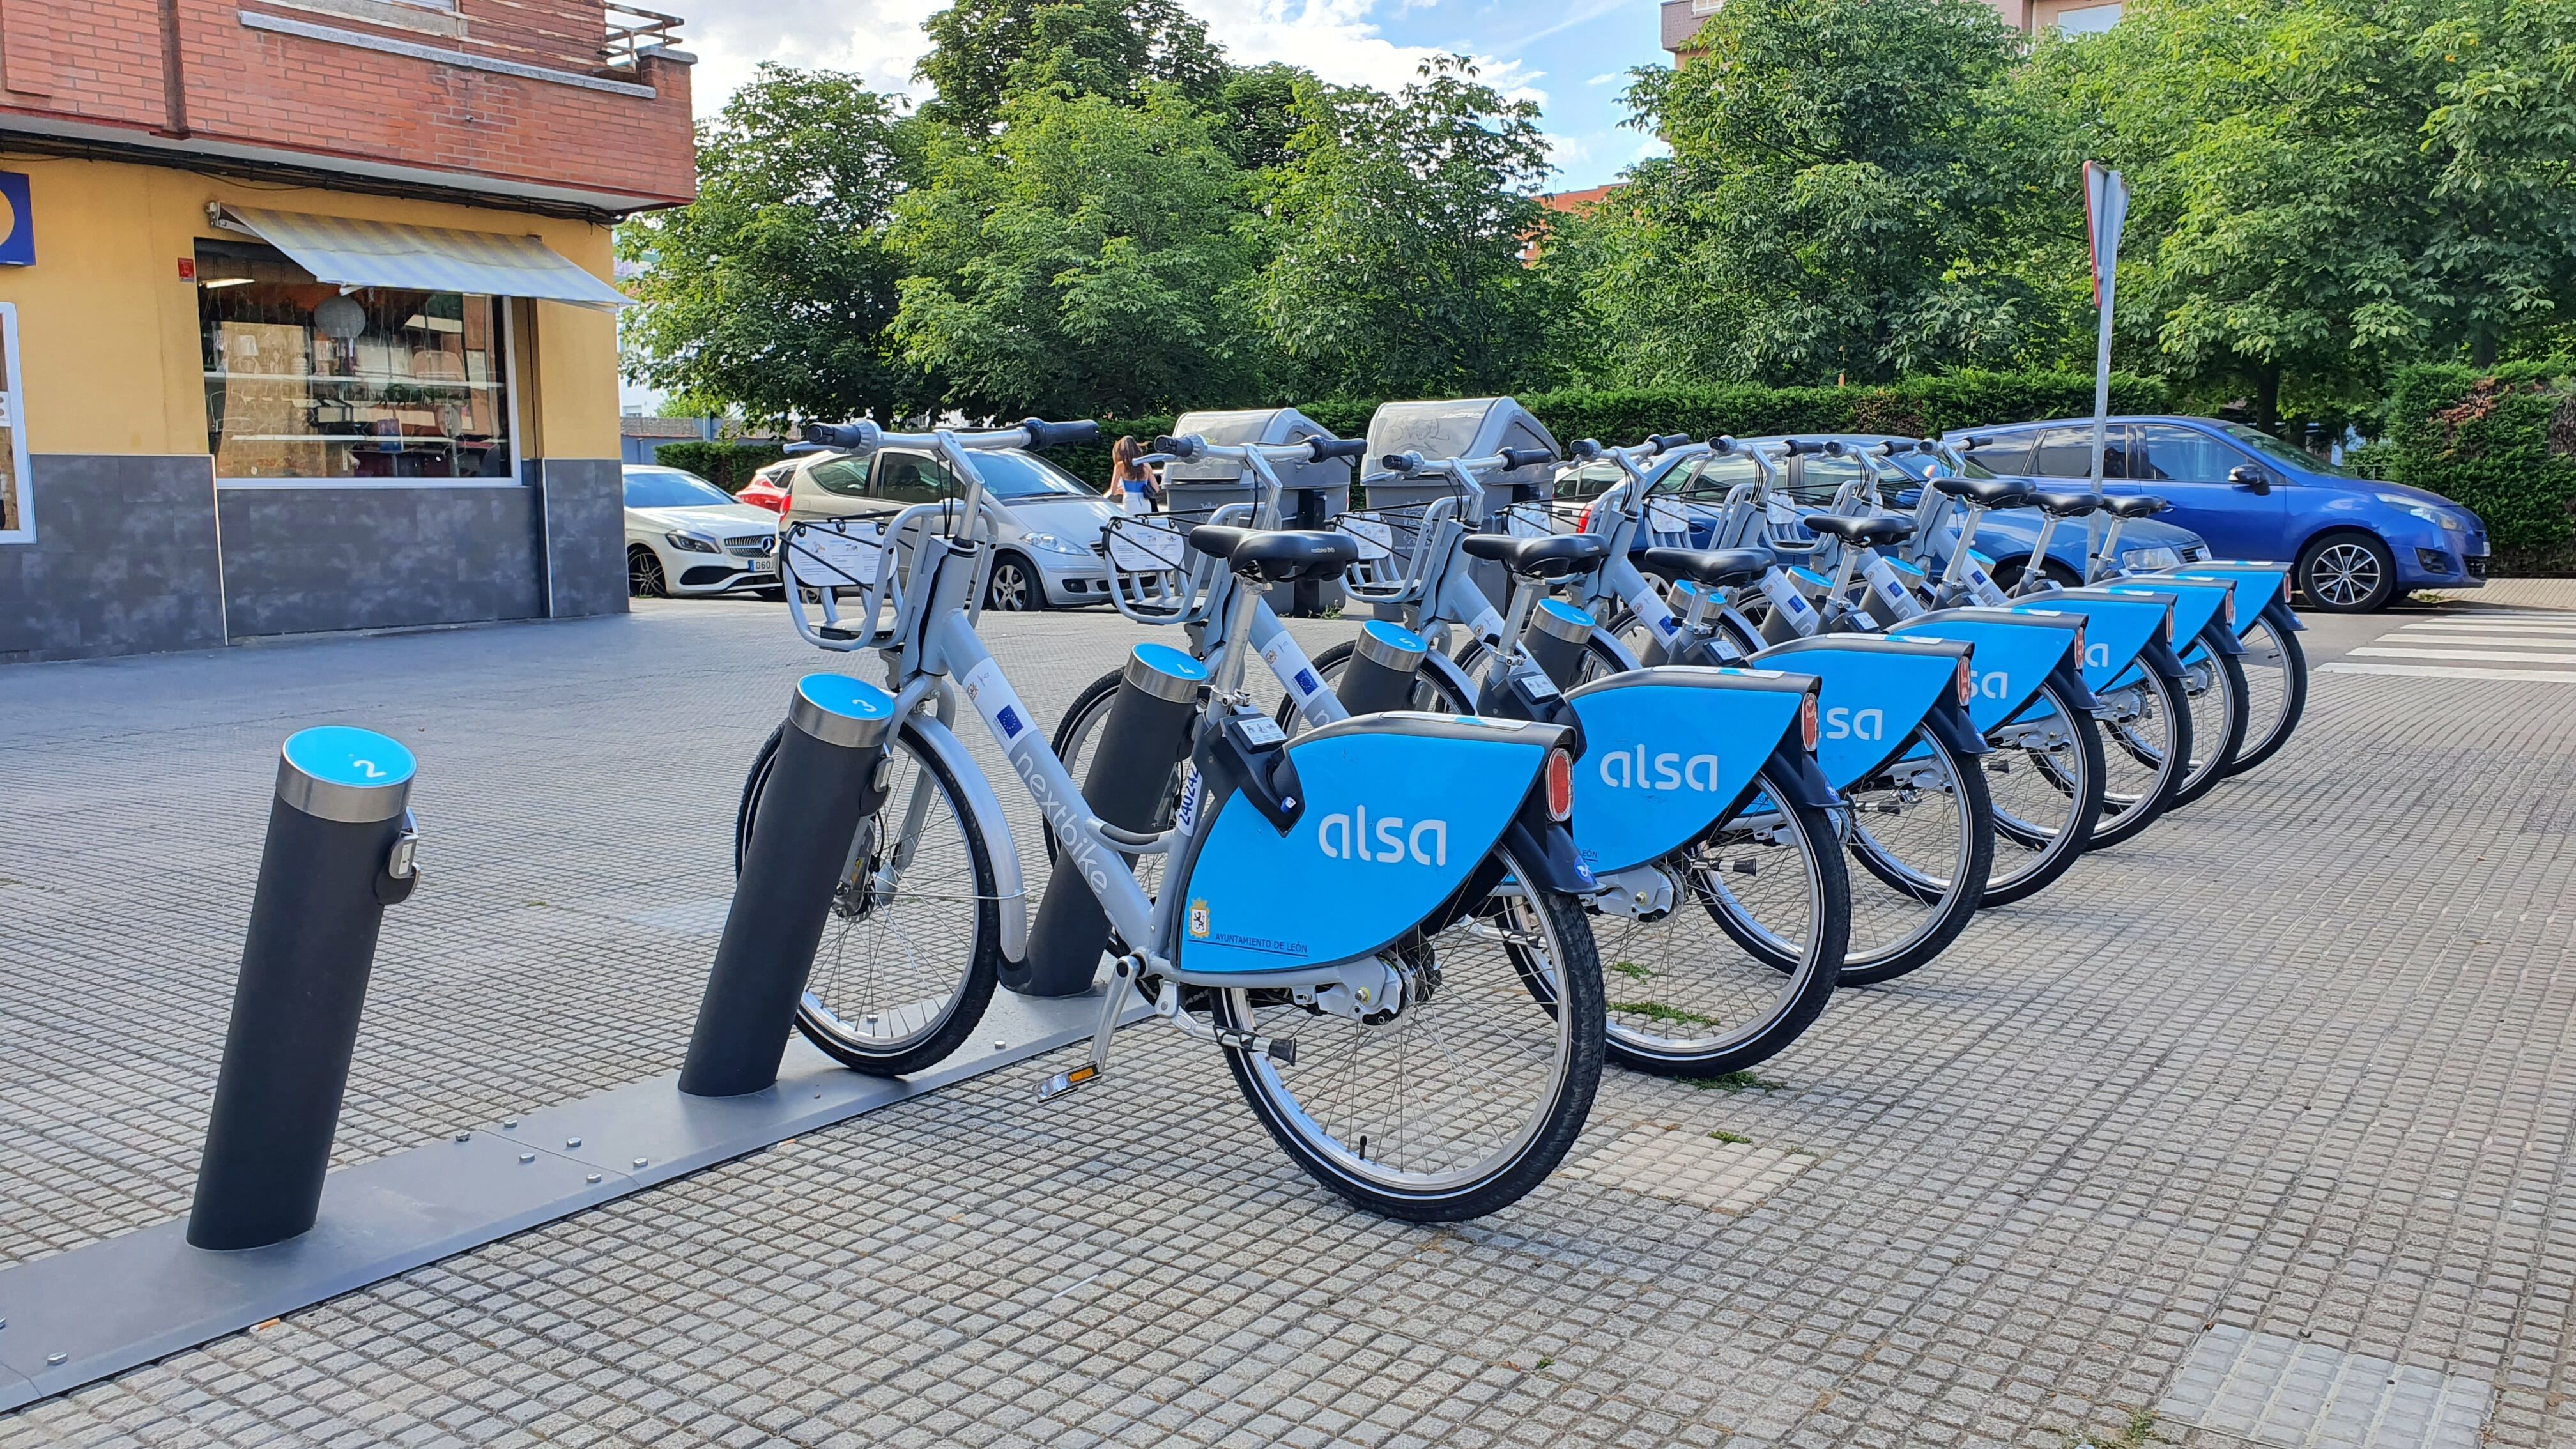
[1977, 677, 2104, 908]
[1828, 722, 1993, 986]
[2168, 627, 2248, 809]
[736, 720, 1000, 1076]
[2220, 612, 2306, 777]
[2085, 663, 2193, 851]
[1212, 833, 1605, 1222]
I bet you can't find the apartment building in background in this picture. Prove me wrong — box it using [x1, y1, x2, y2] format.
[1662, 0, 2120, 56]
[0, 0, 696, 663]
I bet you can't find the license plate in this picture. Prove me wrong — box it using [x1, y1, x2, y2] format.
[2465, 555, 2488, 578]
[750, 559, 778, 575]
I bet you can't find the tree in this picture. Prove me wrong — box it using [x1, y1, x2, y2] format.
[914, 0, 1228, 137]
[1558, 0, 2067, 388]
[2014, 0, 2576, 429]
[888, 88, 1271, 418]
[1259, 57, 1565, 399]
[617, 66, 930, 427]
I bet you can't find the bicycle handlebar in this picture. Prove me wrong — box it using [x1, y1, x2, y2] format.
[1308, 436, 1368, 462]
[1648, 433, 1692, 455]
[1501, 447, 1556, 471]
[800, 417, 1099, 454]
[1570, 439, 1602, 460]
[1781, 438, 1825, 456]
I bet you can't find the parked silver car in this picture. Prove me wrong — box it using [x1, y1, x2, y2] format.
[774, 445, 1121, 609]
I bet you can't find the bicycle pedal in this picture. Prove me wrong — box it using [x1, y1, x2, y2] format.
[1035, 1062, 1103, 1101]
[1874, 801, 1903, 815]
[1268, 1038, 1297, 1066]
[1986, 760, 2012, 774]
[1732, 859, 1756, 876]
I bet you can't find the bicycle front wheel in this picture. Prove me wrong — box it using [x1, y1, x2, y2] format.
[736, 720, 1000, 1076]
[2087, 662, 2193, 852]
[1213, 834, 1606, 1222]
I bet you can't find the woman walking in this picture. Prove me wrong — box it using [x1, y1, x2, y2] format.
[1111, 435, 1161, 515]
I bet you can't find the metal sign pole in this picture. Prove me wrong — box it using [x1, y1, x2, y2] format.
[2083, 162, 2130, 571]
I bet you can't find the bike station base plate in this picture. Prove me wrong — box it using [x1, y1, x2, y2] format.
[0, 985, 1146, 1412]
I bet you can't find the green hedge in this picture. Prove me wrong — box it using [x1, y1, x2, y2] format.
[1054, 371, 2165, 487]
[2386, 358, 2576, 574]
[654, 440, 792, 493]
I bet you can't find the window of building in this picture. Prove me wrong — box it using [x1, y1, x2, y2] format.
[197, 240, 516, 485]
[2053, 2, 2123, 33]
[0, 302, 28, 542]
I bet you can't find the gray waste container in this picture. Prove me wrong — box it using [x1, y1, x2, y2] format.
[1158, 406, 1354, 617]
[1360, 398, 1561, 613]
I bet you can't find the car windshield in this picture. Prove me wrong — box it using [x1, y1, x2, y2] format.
[2219, 422, 2358, 479]
[972, 451, 1096, 500]
[624, 469, 735, 509]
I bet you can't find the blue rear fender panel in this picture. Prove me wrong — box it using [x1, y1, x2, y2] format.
[2010, 595, 2168, 691]
[1887, 617, 2072, 733]
[1561, 668, 1809, 875]
[2170, 565, 2286, 637]
[1749, 636, 1967, 791]
[2113, 580, 2226, 647]
[1177, 715, 1550, 974]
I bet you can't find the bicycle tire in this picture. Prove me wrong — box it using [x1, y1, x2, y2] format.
[2083, 660, 2192, 852]
[2220, 612, 2306, 777]
[1828, 721, 1993, 986]
[736, 720, 1001, 1076]
[1306, 637, 1851, 1077]
[1211, 832, 1606, 1222]
[1976, 676, 2105, 908]
[2168, 625, 2248, 809]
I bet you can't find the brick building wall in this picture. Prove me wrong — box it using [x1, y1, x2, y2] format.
[0, 0, 693, 208]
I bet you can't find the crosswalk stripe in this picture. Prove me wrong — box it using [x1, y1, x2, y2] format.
[2320, 661, 2576, 684]
[2396, 618, 2576, 632]
[2350, 645, 2576, 663]
[2380, 635, 2576, 650]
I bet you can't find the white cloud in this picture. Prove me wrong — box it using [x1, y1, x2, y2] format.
[1542, 132, 1590, 169]
[1585, 72, 1619, 85]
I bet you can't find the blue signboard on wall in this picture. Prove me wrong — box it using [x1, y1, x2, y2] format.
[0, 172, 31, 267]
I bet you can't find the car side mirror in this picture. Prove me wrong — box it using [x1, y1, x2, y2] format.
[2229, 464, 2272, 496]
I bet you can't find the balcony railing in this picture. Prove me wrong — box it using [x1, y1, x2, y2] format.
[601, 3, 686, 67]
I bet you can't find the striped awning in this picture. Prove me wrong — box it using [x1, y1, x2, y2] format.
[216, 206, 632, 310]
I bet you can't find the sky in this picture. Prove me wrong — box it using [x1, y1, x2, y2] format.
[673, 0, 1670, 191]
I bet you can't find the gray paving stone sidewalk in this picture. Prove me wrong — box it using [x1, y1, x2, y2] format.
[5, 598, 2574, 1448]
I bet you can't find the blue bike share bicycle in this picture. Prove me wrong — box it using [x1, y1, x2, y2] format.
[736, 417, 1607, 1221]
[1057, 420, 1853, 1075]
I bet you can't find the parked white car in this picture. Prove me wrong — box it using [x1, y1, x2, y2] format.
[774, 445, 1122, 610]
[623, 465, 781, 598]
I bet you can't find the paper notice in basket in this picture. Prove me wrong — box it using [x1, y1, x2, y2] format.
[1645, 499, 1693, 538]
[1505, 505, 1558, 539]
[1338, 513, 1395, 561]
[1107, 519, 1188, 572]
[788, 519, 889, 587]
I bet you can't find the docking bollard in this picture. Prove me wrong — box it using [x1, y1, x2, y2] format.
[188, 728, 421, 1252]
[1013, 644, 1208, 997]
[679, 675, 898, 1098]
[1525, 598, 1595, 689]
[1335, 622, 1431, 715]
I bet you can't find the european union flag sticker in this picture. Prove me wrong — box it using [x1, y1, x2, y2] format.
[0, 172, 30, 268]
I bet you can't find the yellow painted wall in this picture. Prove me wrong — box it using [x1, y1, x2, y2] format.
[0, 153, 622, 459]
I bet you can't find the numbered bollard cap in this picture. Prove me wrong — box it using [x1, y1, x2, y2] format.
[1123, 643, 1211, 703]
[1355, 620, 1429, 671]
[789, 673, 898, 749]
[277, 726, 417, 823]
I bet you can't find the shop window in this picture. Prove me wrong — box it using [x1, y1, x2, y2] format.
[197, 241, 515, 484]
[0, 302, 29, 542]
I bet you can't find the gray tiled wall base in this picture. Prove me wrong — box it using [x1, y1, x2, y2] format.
[0, 987, 1140, 1413]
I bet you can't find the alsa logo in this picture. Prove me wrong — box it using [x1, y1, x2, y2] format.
[1977, 670, 2013, 701]
[1822, 706, 1885, 741]
[1598, 744, 1725, 792]
[1317, 806, 1448, 866]
[2084, 641, 2111, 670]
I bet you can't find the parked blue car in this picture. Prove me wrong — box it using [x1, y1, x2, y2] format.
[1549, 433, 2212, 585]
[1942, 416, 2489, 612]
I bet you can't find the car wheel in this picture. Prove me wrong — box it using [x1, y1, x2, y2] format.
[1991, 556, 2080, 592]
[629, 545, 668, 599]
[985, 555, 1044, 611]
[2297, 531, 2395, 613]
